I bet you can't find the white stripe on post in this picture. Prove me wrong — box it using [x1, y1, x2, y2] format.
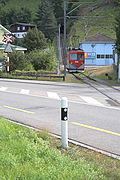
[61, 97, 68, 148]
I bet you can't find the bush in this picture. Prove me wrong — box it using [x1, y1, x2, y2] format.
[9, 51, 34, 71]
[28, 47, 57, 71]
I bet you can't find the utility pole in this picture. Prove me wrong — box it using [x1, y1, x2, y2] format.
[63, 1, 94, 81]
[117, 54, 120, 82]
[57, 24, 62, 75]
[63, 1, 67, 81]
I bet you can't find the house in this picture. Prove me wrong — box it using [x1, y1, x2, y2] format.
[79, 33, 117, 66]
[0, 24, 27, 66]
[0, 24, 27, 51]
[10, 22, 36, 38]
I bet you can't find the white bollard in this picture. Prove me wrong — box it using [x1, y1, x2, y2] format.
[61, 97, 68, 148]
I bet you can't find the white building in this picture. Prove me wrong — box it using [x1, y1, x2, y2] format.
[10, 22, 36, 39]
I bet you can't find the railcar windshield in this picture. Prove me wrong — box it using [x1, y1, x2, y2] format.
[78, 53, 84, 60]
[70, 53, 84, 60]
[70, 53, 77, 60]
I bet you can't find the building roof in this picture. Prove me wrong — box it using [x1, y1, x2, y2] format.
[10, 22, 36, 27]
[83, 33, 115, 43]
[0, 24, 11, 34]
[0, 43, 27, 51]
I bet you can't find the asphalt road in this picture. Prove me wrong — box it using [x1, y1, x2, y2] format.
[0, 78, 120, 156]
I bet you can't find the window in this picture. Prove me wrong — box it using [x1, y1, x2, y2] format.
[101, 54, 104, 58]
[97, 54, 113, 59]
[70, 53, 84, 60]
[17, 27, 20, 31]
[70, 53, 77, 60]
[106, 55, 109, 58]
[78, 53, 84, 60]
[22, 26, 25, 30]
[97, 55, 100, 58]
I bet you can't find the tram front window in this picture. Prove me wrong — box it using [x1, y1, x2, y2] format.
[70, 53, 77, 60]
[78, 54, 84, 60]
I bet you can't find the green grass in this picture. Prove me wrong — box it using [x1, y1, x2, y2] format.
[0, 72, 64, 82]
[90, 65, 120, 84]
[0, 117, 120, 179]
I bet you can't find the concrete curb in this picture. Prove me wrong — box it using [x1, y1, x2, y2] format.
[0, 78, 89, 88]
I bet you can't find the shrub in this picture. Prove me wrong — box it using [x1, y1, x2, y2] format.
[28, 47, 57, 71]
[9, 51, 34, 71]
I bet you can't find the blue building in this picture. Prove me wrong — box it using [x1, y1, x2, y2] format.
[79, 33, 117, 66]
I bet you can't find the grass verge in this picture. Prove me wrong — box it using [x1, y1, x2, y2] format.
[0, 117, 120, 180]
[0, 73, 64, 82]
[89, 65, 120, 84]
[1, 65, 119, 85]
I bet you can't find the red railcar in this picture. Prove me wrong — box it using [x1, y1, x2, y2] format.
[67, 48, 85, 73]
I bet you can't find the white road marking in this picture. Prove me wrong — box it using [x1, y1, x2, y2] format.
[0, 87, 8, 91]
[20, 89, 30, 95]
[47, 92, 60, 100]
[0, 87, 120, 110]
[80, 96, 104, 106]
[113, 86, 120, 90]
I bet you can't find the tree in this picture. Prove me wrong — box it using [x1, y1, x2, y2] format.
[113, 0, 120, 6]
[0, 0, 9, 5]
[0, 8, 17, 26]
[16, 7, 32, 23]
[22, 27, 48, 51]
[35, 0, 57, 40]
[50, 0, 64, 22]
[0, 7, 32, 26]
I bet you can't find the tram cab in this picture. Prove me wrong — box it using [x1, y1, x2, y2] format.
[67, 48, 85, 73]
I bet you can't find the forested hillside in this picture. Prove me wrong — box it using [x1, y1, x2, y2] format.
[0, 0, 120, 44]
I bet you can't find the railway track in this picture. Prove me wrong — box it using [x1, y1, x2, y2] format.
[72, 73, 120, 106]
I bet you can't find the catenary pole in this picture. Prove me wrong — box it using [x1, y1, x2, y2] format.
[57, 24, 61, 75]
[63, 1, 67, 81]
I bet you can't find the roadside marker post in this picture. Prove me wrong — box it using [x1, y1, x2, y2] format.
[61, 97, 68, 148]
[4, 43, 13, 73]
[2, 34, 14, 73]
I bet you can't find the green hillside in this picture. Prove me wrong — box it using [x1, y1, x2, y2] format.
[1, 0, 119, 44]
[3, 0, 41, 20]
[68, 1, 119, 46]
[5, 0, 41, 14]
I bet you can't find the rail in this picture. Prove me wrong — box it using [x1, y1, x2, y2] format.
[72, 72, 120, 106]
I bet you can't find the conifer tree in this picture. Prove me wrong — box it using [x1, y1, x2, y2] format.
[35, 0, 57, 40]
[51, 0, 64, 21]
